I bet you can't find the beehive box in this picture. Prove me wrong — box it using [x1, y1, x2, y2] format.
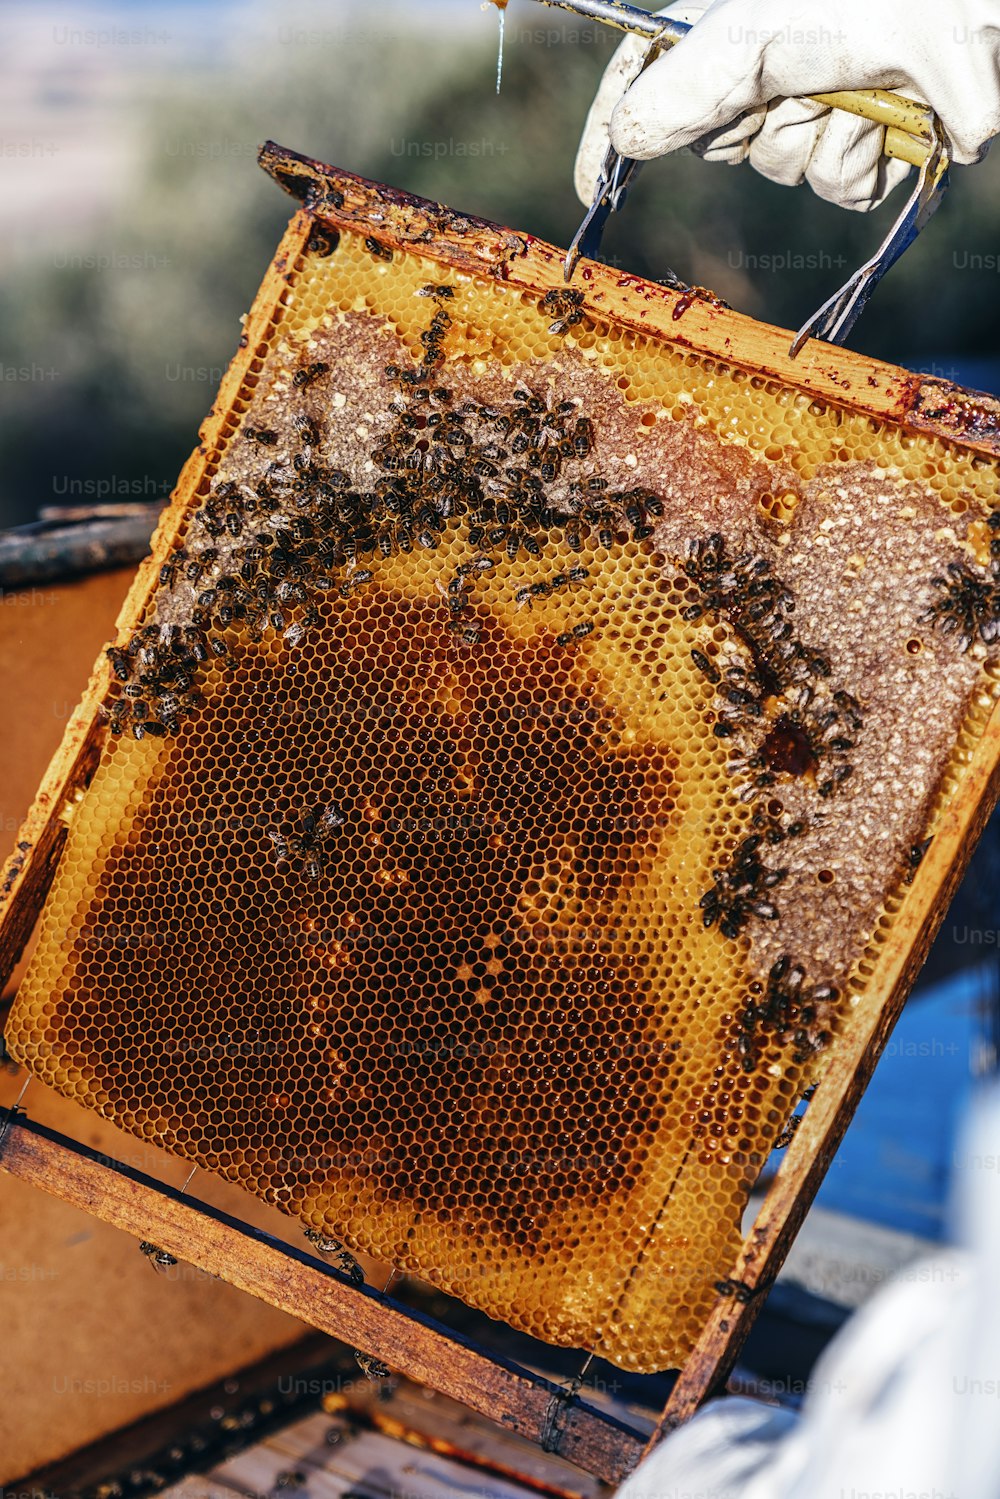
[3, 144, 1000, 1381]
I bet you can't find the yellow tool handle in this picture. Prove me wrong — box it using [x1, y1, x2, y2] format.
[811, 89, 934, 167]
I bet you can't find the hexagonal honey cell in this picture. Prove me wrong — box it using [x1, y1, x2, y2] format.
[7, 183, 1000, 1373]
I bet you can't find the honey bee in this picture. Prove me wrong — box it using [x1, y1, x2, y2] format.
[774, 1111, 804, 1149]
[572, 418, 594, 457]
[158, 552, 184, 588]
[353, 1350, 392, 1382]
[303, 1226, 342, 1253]
[307, 226, 339, 257]
[549, 310, 585, 336]
[186, 549, 218, 585]
[106, 646, 131, 682]
[199, 510, 224, 539]
[292, 360, 330, 389]
[339, 569, 373, 598]
[139, 1240, 177, 1272]
[541, 287, 586, 335]
[335, 1251, 365, 1288]
[276, 579, 308, 607]
[691, 649, 720, 684]
[448, 620, 482, 646]
[905, 835, 933, 883]
[714, 1278, 755, 1304]
[104, 698, 130, 735]
[521, 391, 546, 415]
[134, 719, 166, 740]
[274, 1470, 307, 1491]
[123, 686, 148, 720]
[456, 556, 497, 579]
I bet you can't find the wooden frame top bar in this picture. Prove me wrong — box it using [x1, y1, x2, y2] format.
[258, 140, 1000, 460]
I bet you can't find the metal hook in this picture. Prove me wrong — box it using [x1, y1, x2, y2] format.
[547, 0, 950, 350]
[0, 1076, 31, 1156]
[789, 115, 950, 357]
[564, 144, 644, 281]
[563, 15, 684, 282]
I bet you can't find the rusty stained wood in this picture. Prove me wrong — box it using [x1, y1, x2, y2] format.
[0, 738, 91, 988]
[0, 1115, 643, 1487]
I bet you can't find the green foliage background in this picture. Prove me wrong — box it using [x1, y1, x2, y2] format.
[2, 8, 999, 527]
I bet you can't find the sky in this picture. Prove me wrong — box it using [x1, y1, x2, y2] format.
[0, 0, 490, 263]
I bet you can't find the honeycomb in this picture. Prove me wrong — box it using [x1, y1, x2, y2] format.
[7, 205, 1000, 1373]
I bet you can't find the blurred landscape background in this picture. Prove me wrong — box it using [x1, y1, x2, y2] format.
[3, 0, 1000, 530]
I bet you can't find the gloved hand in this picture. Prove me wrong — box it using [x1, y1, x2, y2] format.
[575, 0, 1000, 213]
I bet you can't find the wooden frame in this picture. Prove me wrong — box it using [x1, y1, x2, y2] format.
[0, 1113, 645, 1486]
[2, 141, 999, 1485]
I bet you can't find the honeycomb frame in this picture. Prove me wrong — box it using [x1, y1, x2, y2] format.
[2, 142, 1000, 1446]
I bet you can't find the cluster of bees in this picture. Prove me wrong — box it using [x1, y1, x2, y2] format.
[267, 803, 346, 882]
[734, 955, 838, 1074]
[681, 532, 863, 941]
[100, 276, 678, 736]
[302, 1225, 365, 1287]
[377, 283, 665, 648]
[104, 627, 213, 739]
[921, 510, 1000, 650]
[699, 828, 789, 941]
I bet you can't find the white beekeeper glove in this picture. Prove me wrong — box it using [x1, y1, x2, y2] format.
[575, 0, 1000, 213]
